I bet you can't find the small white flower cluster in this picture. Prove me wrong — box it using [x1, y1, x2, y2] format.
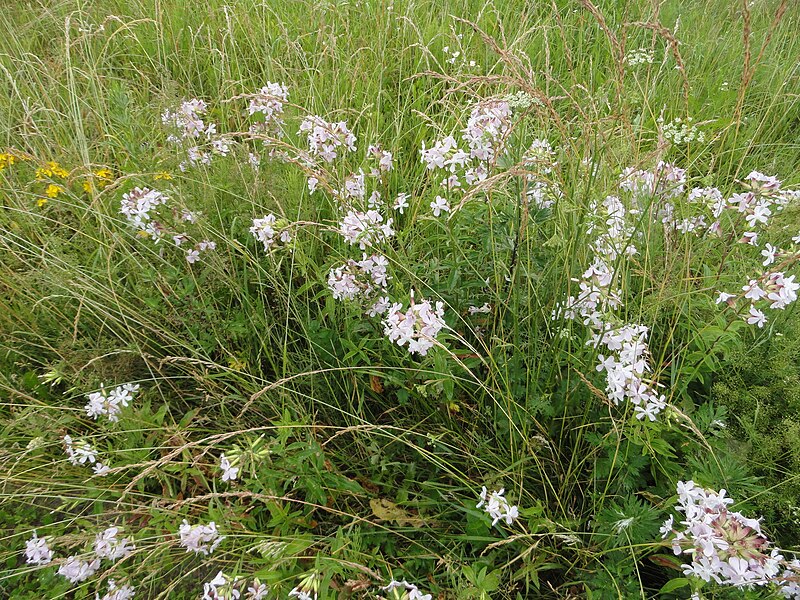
[202, 571, 268, 600]
[186, 239, 216, 264]
[368, 143, 394, 175]
[249, 213, 293, 251]
[328, 254, 391, 315]
[505, 90, 542, 111]
[420, 99, 513, 210]
[162, 98, 232, 170]
[94, 526, 135, 561]
[85, 383, 139, 422]
[526, 180, 563, 210]
[24, 532, 53, 565]
[555, 194, 666, 420]
[700, 172, 800, 328]
[383, 291, 446, 356]
[339, 209, 395, 249]
[620, 161, 686, 202]
[203, 571, 240, 600]
[31, 527, 133, 587]
[663, 480, 800, 595]
[525, 138, 557, 175]
[299, 115, 356, 162]
[624, 48, 655, 66]
[58, 555, 101, 583]
[248, 82, 289, 129]
[461, 100, 512, 161]
[162, 98, 210, 141]
[477, 486, 520, 526]
[219, 453, 239, 482]
[98, 580, 136, 600]
[591, 323, 666, 421]
[64, 434, 110, 476]
[120, 187, 169, 232]
[120, 187, 210, 261]
[178, 519, 224, 555]
[381, 579, 432, 600]
[660, 116, 706, 145]
[468, 302, 491, 315]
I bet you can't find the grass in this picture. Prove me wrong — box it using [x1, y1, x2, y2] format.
[1, 0, 800, 598]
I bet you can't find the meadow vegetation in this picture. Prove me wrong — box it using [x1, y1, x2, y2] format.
[1, 0, 800, 598]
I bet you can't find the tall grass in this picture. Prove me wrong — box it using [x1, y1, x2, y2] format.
[1, 0, 799, 598]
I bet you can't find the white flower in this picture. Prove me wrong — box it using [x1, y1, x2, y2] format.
[220, 454, 239, 482]
[97, 580, 136, 600]
[383, 291, 446, 356]
[430, 195, 450, 217]
[178, 520, 224, 555]
[746, 306, 767, 328]
[477, 487, 520, 526]
[24, 532, 53, 565]
[715, 292, 735, 305]
[84, 383, 139, 422]
[393, 193, 410, 214]
[58, 555, 100, 583]
[299, 115, 356, 162]
[64, 434, 99, 465]
[339, 210, 394, 249]
[468, 303, 491, 315]
[245, 581, 269, 600]
[94, 526, 134, 561]
[186, 249, 201, 264]
[761, 243, 779, 266]
[381, 580, 432, 600]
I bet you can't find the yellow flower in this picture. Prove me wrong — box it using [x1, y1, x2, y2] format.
[82, 180, 93, 194]
[154, 171, 172, 181]
[36, 198, 48, 208]
[35, 166, 53, 180]
[0, 152, 16, 170]
[45, 183, 63, 198]
[49, 162, 69, 178]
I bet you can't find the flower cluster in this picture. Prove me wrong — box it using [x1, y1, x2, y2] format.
[178, 519, 224, 555]
[27, 526, 134, 589]
[367, 143, 394, 175]
[219, 453, 239, 482]
[299, 115, 356, 162]
[477, 487, 520, 526]
[248, 82, 289, 129]
[338, 209, 395, 249]
[94, 526, 135, 561]
[58, 556, 101, 583]
[328, 254, 390, 314]
[85, 383, 139, 422]
[420, 99, 513, 202]
[663, 481, 800, 595]
[620, 161, 686, 202]
[624, 48, 655, 66]
[381, 580, 432, 600]
[64, 434, 110, 475]
[120, 187, 169, 232]
[383, 292, 446, 356]
[591, 323, 666, 421]
[98, 580, 136, 600]
[461, 100, 512, 161]
[24, 532, 53, 565]
[162, 98, 210, 141]
[555, 194, 666, 420]
[249, 214, 293, 251]
[661, 116, 706, 145]
[161, 98, 234, 170]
